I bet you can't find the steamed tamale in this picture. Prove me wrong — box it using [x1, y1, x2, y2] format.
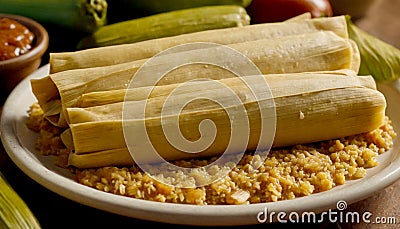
[65, 72, 386, 168]
[50, 16, 349, 73]
[32, 31, 358, 128]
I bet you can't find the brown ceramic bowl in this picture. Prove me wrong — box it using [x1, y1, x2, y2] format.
[0, 13, 49, 102]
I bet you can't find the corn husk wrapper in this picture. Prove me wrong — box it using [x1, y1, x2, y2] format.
[64, 71, 386, 168]
[32, 31, 358, 128]
[50, 16, 349, 73]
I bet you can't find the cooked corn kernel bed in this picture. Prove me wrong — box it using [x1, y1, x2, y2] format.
[26, 103, 397, 205]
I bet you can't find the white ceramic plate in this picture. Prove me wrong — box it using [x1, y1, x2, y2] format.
[1, 64, 400, 226]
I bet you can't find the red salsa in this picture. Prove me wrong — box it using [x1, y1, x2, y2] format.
[0, 17, 35, 61]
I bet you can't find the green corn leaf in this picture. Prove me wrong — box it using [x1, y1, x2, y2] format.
[0, 172, 41, 229]
[346, 15, 400, 82]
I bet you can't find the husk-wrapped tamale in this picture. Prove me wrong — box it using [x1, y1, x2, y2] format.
[50, 16, 349, 73]
[32, 31, 358, 128]
[65, 71, 386, 168]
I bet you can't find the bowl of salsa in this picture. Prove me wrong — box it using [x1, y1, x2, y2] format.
[0, 13, 49, 102]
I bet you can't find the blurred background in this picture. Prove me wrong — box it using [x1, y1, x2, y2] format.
[1, 0, 399, 64]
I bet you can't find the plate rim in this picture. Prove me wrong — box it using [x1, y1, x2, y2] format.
[1, 64, 400, 226]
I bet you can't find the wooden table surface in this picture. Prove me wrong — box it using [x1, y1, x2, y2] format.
[1, 0, 399, 228]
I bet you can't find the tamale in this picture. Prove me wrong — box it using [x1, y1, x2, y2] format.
[49, 16, 349, 73]
[67, 70, 368, 124]
[32, 31, 356, 128]
[76, 70, 360, 108]
[65, 72, 386, 168]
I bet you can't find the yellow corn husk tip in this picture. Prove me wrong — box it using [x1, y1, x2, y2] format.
[0, 172, 41, 228]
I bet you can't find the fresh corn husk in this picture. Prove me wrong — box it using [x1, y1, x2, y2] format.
[65, 72, 386, 168]
[0, 172, 41, 229]
[0, 0, 107, 33]
[77, 5, 251, 49]
[49, 15, 349, 73]
[345, 15, 400, 82]
[32, 31, 357, 128]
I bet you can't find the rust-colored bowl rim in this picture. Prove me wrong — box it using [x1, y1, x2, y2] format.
[0, 13, 49, 67]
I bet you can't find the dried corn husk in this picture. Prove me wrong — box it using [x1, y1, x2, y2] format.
[74, 69, 360, 108]
[65, 72, 386, 168]
[49, 16, 349, 73]
[32, 31, 357, 128]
